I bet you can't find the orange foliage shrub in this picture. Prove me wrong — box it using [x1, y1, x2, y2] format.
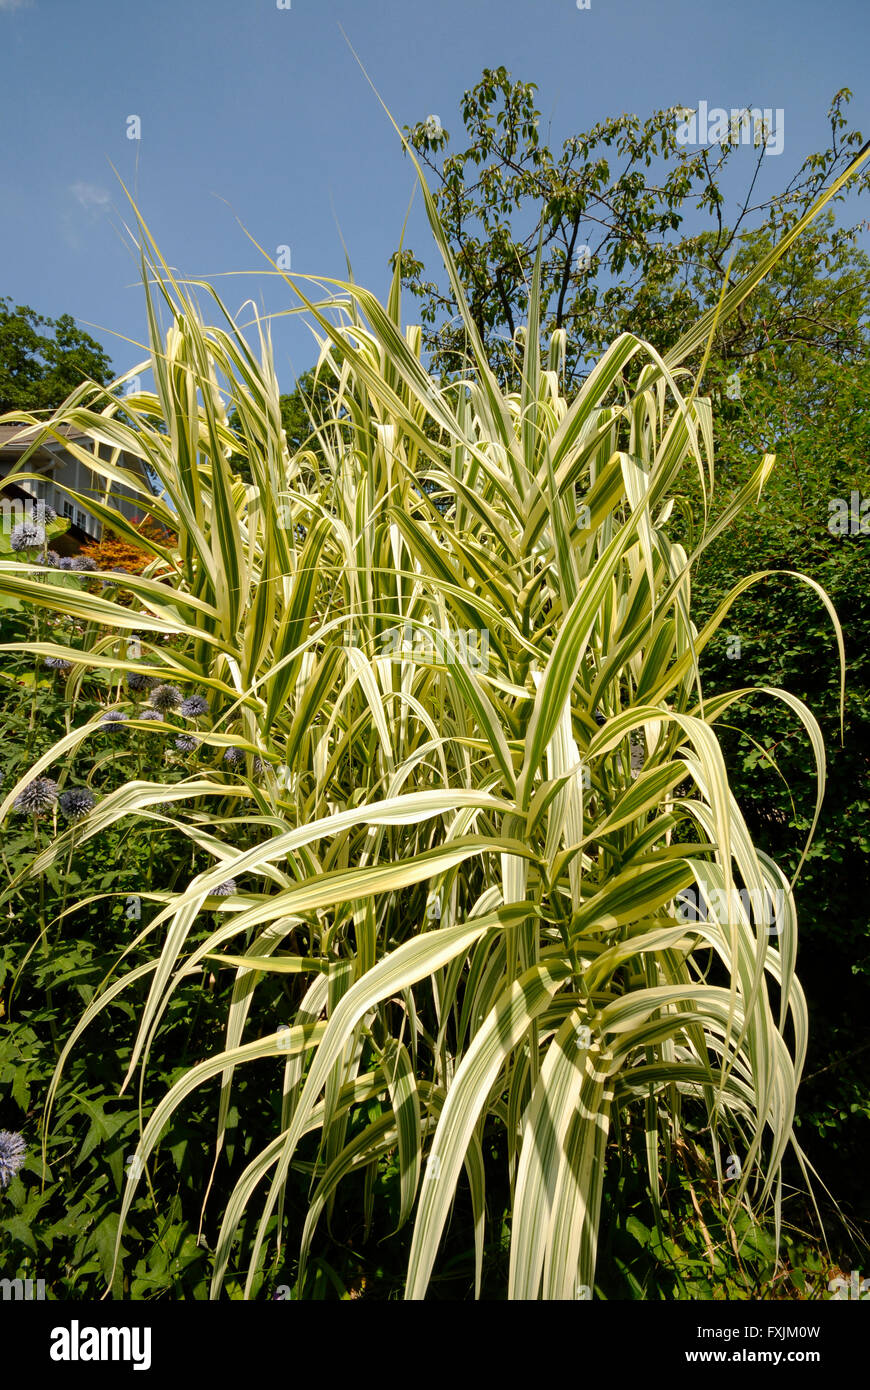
[80, 516, 176, 575]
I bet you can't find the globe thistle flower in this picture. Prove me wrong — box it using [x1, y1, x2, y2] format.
[13, 777, 58, 815]
[223, 746, 245, 768]
[175, 734, 199, 753]
[0, 1131, 26, 1189]
[58, 557, 74, 570]
[44, 656, 72, 672]
[70, 555, 98, 572]
[150, 683, 182, 713]
[213, 879, 237, 897]
[101, 709, 129, 725]
[43, 550, 61, 568]
[180, 694, 209, 719]
[126, 672, 153, 693]
[10, 521, 45, 551]
[58, 787, 96, 821]
[100, 569, 128, 591]
[137, 709, 163, 722]
[252, 756, 265, 775]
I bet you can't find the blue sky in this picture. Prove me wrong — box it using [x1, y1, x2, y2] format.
[1, 0, 867, 393]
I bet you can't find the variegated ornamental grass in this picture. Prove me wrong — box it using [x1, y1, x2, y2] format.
[1, 134, 867, 1299]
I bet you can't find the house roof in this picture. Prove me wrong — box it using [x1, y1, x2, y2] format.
[0, 421, 92, 454]
[0, 419, 155, 517]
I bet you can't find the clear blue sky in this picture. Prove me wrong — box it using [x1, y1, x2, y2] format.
[1, 0, 867, 392]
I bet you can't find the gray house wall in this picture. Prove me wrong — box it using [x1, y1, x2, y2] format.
[0, 423, 151, 546]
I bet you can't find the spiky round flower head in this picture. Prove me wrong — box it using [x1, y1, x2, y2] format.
[58, 557, 74, 570]
[150, 683, 182, 713]
[13, 777, 58, 815]
[223, 746, 245, 768]
[44, 656, 72, 672]
[10, 521, 45, 551]
[126, 672, 153, 693]
[213, 879, 237, 897]
[180, 694, 209, 719]
[0, 1131, 26, 1189]
[58, 787, 96, 821]
[252, 756, 265, 776]
[137, 708, 163, 722]
[175, 734, 199, 753]
[101, 709, 129, 725]
[70, 555, 98, 572]
[28, 501, 57, 525]
[43, 550, 61, 568]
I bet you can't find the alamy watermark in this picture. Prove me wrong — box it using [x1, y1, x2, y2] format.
[828, 1270, 870, 1299]
[0, 497, 53, 533]
[828, 491, 869, 535]
[50, 1322, 151, 1371]
[1, 1275, 46, 1300]
[675, 102, 784, 157]
[675, 885, 784, 935]
[377, 622, 490, 673]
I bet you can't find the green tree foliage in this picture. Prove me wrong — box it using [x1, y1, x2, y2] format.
[396, 75, 866, 389]
[0, 298, 113, 415]
[690, 341, 870, 1217]
[663, 213, 868, 422]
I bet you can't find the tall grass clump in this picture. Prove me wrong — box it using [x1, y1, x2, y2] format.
[1, 133, 867, 1300]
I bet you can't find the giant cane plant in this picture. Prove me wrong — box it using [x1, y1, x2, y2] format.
[1, 130, 866, 1299]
